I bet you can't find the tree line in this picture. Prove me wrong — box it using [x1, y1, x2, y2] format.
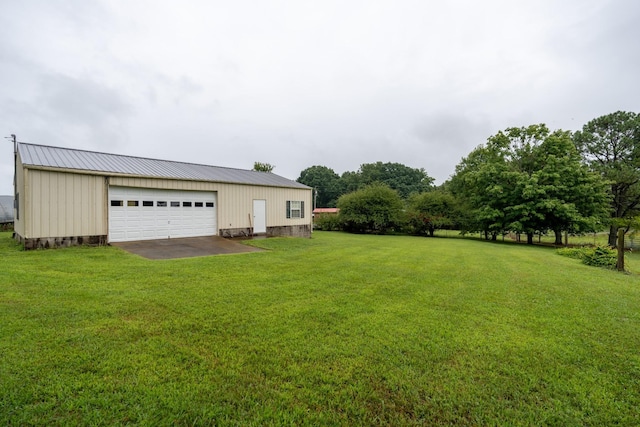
[297, 161, 434, 207]
[296, 111, 640, 246]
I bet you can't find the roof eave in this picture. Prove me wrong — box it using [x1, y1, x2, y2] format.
[22, 164, 311, 190]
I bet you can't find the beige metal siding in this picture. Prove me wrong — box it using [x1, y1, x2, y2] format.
[108, 177, 312, 232]
[18, 170, 309, 241]
[25, 169, 107, 238]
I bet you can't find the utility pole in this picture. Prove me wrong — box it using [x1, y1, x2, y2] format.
[5, 134, 18, 219]
[12, 135, 17, 221]
[314, 188, 318, 211]
[12, 134, 16, 193]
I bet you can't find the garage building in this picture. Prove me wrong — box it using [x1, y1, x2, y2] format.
[13, 143, 312, 249]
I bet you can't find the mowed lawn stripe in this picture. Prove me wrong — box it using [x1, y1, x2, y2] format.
[1, 231, 639, 426]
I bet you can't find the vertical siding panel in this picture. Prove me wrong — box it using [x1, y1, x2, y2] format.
[27, 170, 36, 238]
[74, 174, 82, 235]
[90, 177, 96, 234]
[49, 172, 58, 236]
[42, 172, 51, 236]
[71, 173, 79, 235]
[83, 175, 91, 236]
[57, 173, 65, 234]
[57, 173, 65, 236]
[23, 168, 30, 237]
[28, 171, 37, 238]
[92, 176, 98, 234]
[35, 172, 46, 238]
[29, 171, 37, 238]
[41, 172, 48, 236]
[65, 174, 74, 233]
[41, 171, 48, 237]
[23, 165, 28, 236]
[71, 174, 79, 235]
[81, 175, 90, 235]
[97, 177, 106, 234]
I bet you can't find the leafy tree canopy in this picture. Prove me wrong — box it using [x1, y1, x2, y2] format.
[450, 124, 610, 243]
[253, 162, 275, 172]
[355, 162, 434, 199]
[297, 165, 342, 208]
[297, 162, 434, 204]
[573, 111, 640, 245]
[406, 190, 461, 236]
[337, 183, 403, 234]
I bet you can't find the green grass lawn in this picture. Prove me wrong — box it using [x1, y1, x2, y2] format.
[1, 231, 640, 426]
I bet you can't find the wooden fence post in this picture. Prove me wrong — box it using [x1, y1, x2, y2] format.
[617, 228, 625, 272]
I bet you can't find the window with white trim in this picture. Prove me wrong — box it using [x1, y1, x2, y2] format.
[286, 200, 305, 219]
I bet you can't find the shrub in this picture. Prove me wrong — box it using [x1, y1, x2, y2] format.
[556, 245, 618, 269]
[582, 246, 618, 268]
[314, 214, 342, 231]
[337, 183, 404, 234]
[556, 247, 585, 260]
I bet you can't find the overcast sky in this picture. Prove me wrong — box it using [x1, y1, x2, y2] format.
[1, 0, 639, 195]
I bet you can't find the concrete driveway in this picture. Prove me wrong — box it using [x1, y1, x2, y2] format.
[111, 236, 263, 260]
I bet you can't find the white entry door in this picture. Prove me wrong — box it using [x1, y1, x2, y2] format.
[253, 199, 266, 234]
[109, 187, 217, 242]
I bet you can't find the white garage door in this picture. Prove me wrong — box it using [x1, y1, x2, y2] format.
[108, 187, 217, 242]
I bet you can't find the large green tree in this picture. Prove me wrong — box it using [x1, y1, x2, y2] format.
[297, 165, 343, 208]
[356, 162, 434, 199]
[337, 183, 403, 234]
[450, 124, 609, 244]
[340, 171, 361, 195]
[449, 133, 519, 240]
[531, 131, 610, 243]
[406, 190, 461, 237]
[573, 111, 640, 246]
[298, 162, 434, 207]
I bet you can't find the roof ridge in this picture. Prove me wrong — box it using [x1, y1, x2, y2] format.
[17, 142, 272, 175]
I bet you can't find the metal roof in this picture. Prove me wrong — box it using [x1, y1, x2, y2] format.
[0, 196, 13, 223]
[18, 143, 309, 189]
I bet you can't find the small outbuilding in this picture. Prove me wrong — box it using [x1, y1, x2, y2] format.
[13, 143, 312, 249]
[0, 195, 14, 229]
[313, 208, 339, 215]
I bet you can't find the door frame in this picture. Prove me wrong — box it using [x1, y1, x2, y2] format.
[252, 199, 267, 234]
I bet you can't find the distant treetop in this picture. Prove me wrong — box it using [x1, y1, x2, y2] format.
[253, 162, 275, 172]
